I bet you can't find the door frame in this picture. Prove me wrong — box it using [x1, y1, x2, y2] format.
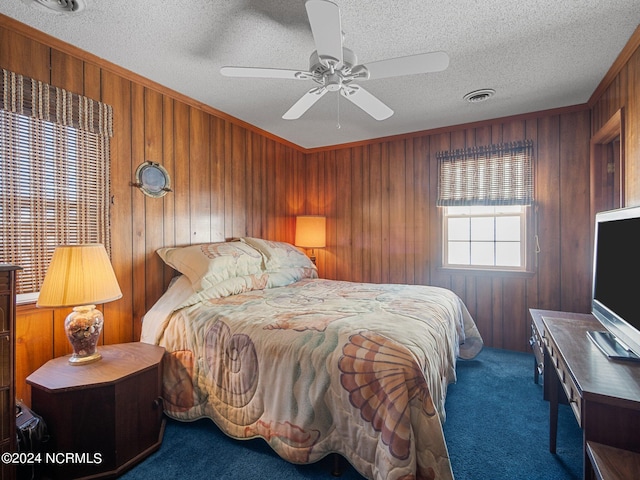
[590, 108, 624, 219]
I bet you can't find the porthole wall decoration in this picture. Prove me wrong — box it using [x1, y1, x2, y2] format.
[133, 161, 172, 198]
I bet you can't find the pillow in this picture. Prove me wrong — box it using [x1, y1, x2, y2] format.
[176, 273, 270, 309]
[176, 267, 319, 310]
[240, 237, 316, 271]
[157, 241, 264, 291]
[266, 266, 318, 288]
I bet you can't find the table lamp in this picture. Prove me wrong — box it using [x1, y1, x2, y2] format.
[37, 244, 122, 365]
[295, 215, 326, 265]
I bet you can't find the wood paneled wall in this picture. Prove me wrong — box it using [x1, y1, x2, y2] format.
[302, 27, 640, 356]
[2, 15, 639, 407]
[305, 110, 593, 353]
[1, 16, 304, 405]
[590, 26, 640, 206]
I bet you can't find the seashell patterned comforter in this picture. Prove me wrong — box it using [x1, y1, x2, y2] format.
[142, 275, 483, 480]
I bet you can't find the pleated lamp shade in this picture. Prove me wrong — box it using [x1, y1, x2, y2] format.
[37, 244, 122, 308]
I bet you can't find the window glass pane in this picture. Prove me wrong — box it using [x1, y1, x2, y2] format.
[470, 241, 495, 265]
[448, 217, 470, 241]
[496, 216, 521, 241]
[496, 242, 521, 266]
[448, 241, 470, 265]
[471, 217, 494, 241]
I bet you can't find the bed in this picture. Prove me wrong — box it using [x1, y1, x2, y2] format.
[141, 238, 483, 480]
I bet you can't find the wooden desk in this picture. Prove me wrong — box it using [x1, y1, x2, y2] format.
[538, 312, 640, 479]
[587, 442, 640, 480]
[529, 309, 593, 402]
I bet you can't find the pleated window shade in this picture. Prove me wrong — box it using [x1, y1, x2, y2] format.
[0, 69, 113, 296]
[437, 140, 534, 206]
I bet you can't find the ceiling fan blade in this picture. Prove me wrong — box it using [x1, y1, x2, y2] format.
[305, 0, 343, 66]
[362, 51, 449, 80]
[220, 66, 313, 80]
[341, 85, 393, 120]
[283, 87, 328, 119]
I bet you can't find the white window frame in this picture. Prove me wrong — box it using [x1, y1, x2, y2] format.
[442, 205, 530, 272]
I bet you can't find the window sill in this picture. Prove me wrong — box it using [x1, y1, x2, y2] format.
[17, 292, 39, 305]
[438, 266, 536, 278]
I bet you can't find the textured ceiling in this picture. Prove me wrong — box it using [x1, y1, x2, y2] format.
[1, 0, 639, 149]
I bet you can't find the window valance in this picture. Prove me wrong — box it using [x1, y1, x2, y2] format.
[436, 140, 534, 206]
[1, 68, 113, 137]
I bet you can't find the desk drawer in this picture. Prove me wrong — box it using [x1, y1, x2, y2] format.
[530, 323, 544, 376]
[546, 334, 582, 425]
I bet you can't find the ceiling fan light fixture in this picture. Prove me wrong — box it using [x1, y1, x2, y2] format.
[464, 89, 495, 103]
[28, 0, 87, 13]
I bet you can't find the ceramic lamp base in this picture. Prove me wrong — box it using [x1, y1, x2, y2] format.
[65, 305, 104, 366]
[68, 350, 102, 365]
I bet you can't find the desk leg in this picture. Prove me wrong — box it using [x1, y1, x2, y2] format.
[546, 351, 559, 454]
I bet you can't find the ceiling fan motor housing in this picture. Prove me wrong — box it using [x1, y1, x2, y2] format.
[309, 47, 369, 90]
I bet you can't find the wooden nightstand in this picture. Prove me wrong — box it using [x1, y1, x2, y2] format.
[26, 342, 165, 480]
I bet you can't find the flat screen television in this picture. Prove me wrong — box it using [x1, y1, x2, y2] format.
[588, 205, 640, 361]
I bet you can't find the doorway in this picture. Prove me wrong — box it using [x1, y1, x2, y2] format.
[590, 109, 624, 219]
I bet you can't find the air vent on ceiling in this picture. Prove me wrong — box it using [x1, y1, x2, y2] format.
[463, 89, 495, 103]
[30, 0, 86, 13]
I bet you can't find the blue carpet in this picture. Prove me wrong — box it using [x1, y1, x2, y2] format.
[120, 347, 582, 480]
[443, 348, 582, 480]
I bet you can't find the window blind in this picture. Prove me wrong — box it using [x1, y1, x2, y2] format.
[436, 140, 534, 206]
[0, 69, 113, 295]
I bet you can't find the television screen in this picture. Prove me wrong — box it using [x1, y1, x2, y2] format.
[590, 206, 640, 360]
[593, 215, 640, 327]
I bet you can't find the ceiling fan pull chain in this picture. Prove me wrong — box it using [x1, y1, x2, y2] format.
[336, 92, 341, 129]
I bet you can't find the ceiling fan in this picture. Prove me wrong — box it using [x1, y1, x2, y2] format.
[220, 0, 449, 121]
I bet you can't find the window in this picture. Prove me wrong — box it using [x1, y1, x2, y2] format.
[437, 141, 533, 271]
[0, 69, 113, 300]
[443, 205, 528, 269]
